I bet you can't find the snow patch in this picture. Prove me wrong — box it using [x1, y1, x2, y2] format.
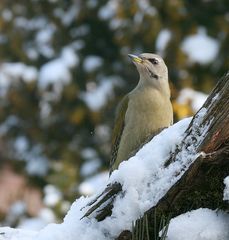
[14, 139, 49, 177]
[2, 9, 13, 22]
[18, 208, 55, 231]
[80, 159, 101, 177]
[0, 116, 19, 135]
[81, 148, 98, 160]
[39, 57, 71, 92]
[83, 55, 103, 72]
[43, 185, 62, 207]
[177, 88, 208, 112]
[0, 63, 38, 95]
[38, 47, 79, 97]
[223, 176, 229, 201]
[182, 27, 219, 64]
[137, 0, 157, 16]
[54, 5, 79, 26]
[78, 172, 109, 196]
[98, 0, 117, 20]
[109, 118, 195, 220]
[14, 16, 47, 31]
[26, 156, 49, 177]
[0, 227, 37, 240]
[156, 29, 172, 54]
[167, 208, 229, 240]
[35, 24, 56, 58]
[81, 76, 121, 111]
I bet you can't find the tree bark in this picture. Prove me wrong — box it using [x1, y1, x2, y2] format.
[82, 74, 229, 239]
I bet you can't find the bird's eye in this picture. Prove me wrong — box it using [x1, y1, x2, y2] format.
[148, 58, 159, 65]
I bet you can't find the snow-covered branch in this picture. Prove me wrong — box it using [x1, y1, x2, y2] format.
[82, 74, 229, 238]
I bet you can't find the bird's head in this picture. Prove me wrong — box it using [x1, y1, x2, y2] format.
[128, 53, 169, 95]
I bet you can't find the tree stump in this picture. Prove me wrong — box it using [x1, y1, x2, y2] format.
[82, 74, 229, 239]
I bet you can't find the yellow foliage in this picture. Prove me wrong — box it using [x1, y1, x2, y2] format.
[69, 107, 86, 125]
[89, 111, 101, 124]
[172, 101, 193, 120]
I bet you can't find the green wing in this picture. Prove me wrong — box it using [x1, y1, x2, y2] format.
[110, 95, 129, 174]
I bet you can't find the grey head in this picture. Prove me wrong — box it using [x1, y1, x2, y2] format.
[128, 53, 170, 97]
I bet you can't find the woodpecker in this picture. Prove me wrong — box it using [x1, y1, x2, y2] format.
[110, 53, 173, 173]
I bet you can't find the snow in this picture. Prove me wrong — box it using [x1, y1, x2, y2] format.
[43, 185, 62, 207]
[54, 5, 79, 26]
[0, 34, 7, 44]
[87, 0, 98, 8]
[167, 208, 229, 240]
[35, 26, 55, 46]
[83, 55, 103, 72]
[25, 156, 49, 177]
[13, 138, 49, 177]
[25, 48, 39, 60]
[2, 9, 13, 22]
[70, 25, 90, 38]
[39, 100, 51, 119]
[99, 0, 156, 22]
[0, 63, 38, 95]
[37, 208, 56, 225]
[0, 117, 227, 240]
[80, 148, 101, 177]
[133, 0, 157, 23]
[98, 0, 117, 20]
[177, 88, 208, 112]
[13, 16, 56, 59]
[14, 16, 47, 31]
[0, 116, 19, 136]
[4, 202, 27, 226]
[14, 136, 29, 153]
[17, 219, 49, 231]
[156, 29, 172, 55]
[78, 172, 109, 196]
[80, 159, 101, 177]
[17, 207, 56, 231]
[38, 47, 79, 97]
[94, 124, 111, 142]
[2, 201, 55, 231]
[223, 176, 229, 201]
[81, 76, 121, 111]
[109, 18, 128, 30]
[61, 47, 79, 68]
[181, 27, 219, 65]
[0, 227, 37, 240]
[7, 64, 37, 81]
[0, 63, 37, 82]
[81, 148, 98, 160]
[60, 201, 71, 214]
[106, 118, 199, 230]
[137, 0, 157, 16]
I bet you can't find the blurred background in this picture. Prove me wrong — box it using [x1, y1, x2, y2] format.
[0, 0, 228, 231]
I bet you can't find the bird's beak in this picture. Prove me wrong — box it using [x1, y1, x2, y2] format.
[128, 54, 143, 64]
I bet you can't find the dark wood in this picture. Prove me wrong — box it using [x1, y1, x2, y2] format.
[82, 74, 229, 239]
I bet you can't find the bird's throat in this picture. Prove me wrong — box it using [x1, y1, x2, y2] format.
[146, 67, 159, 79]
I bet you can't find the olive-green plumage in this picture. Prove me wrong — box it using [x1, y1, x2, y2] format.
[110, 53, 173, 173]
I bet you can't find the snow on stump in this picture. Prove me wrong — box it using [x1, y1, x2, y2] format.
[82, 73, 229, 239]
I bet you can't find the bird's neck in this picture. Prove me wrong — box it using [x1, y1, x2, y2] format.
[136, 76, 171, 99]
